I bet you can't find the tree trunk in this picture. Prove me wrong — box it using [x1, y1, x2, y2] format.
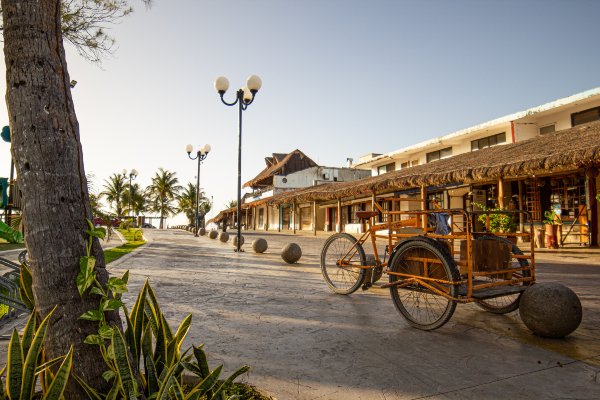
[2, 1, 121, 396]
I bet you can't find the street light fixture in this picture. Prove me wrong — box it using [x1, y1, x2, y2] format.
[214, 74, 262, 252]
[123, 169, 138, 221]
[186, 144, 211, 236]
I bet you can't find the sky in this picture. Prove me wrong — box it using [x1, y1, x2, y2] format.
[1, 0, 600, 225]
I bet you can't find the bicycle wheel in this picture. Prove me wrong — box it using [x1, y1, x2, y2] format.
[389, 237, 459, 330]
[321, 233, 366, 295]
[474, 236, 531, 314]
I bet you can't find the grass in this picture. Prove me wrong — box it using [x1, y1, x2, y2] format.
[104, 228, 146, 264]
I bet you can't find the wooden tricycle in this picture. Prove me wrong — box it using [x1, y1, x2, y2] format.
[320, 197, 535, 330]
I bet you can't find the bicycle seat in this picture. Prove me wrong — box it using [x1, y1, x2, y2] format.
[355, 211, 379, 220]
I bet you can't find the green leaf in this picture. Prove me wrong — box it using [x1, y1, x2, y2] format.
[35, 356, 65, 375]
[170, 377, 185, 400]
[102, 370, 115, 382]
[83, 334, 102, 345]
[101, 299, 123, 311]
[79, 310, 104, 321]
[173, 314, 192, 351]
[19, 263, 34, 310]
[21, 311, 37, 356]
[210, 365, 250, 400]
[80, 256, 96, 274]
[112, 327, 138, 398]
[73, 375, 104, 400]
[21, 308, 56, 399]
[99, 325, 114, 339]
[144, 349, 159, 395]
[107, 277, 128, 295]
[188, 365, 222, 398]
[76, 256, 97, 295]
[193, 345, 210, 379]
[85, 229, 104, 240]
[155, 363, 180, 400]
[90, 286, 106, 296]
[121, 270, 130, 285]
[7, 329, 23, 400]
[42, 346, 73, 400]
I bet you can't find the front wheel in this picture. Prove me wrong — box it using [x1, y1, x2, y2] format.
[321, 233, 366, 294]
[389, 237, 459, 330]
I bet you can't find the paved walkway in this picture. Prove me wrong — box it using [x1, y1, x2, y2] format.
[107, 229, 600, 400]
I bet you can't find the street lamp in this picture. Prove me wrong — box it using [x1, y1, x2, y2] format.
[214, 74, 262, 252]
[123, 169, 138, 221]
[186, 144, 211, 236]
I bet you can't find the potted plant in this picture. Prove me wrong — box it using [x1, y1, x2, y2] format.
[543, 210, 561, 249]
[474, 203, 517, 241]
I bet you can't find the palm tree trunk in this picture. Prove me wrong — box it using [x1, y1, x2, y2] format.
[1, 1, 121, 395]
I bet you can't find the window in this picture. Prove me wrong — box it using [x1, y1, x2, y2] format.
[471, 132, 506, 151]
[412, 159, 419, 166]
[539, 124, 555, 135]
[258, 208, 264, 227]
[426, 147, 452, 163]
[348, 203, 365, 224]
[572, 106, 600, 126]
[427, 193, 444, 209]
[377, 162, 396, 175]
[400, 160, 419, 169]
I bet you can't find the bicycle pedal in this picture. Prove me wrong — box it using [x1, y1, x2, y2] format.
[362, 282, 372, 291]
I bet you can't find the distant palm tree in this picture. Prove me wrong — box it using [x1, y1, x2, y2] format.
[225, 199, 237, 209]
[178, 182, 212, 227]
[123, 182, 147, 219]
[101, 173, 127, 217]
[148, 168, 182, 229]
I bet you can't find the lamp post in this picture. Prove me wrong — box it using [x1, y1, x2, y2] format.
[214, 74, 262, 252]
[122, 168, 138, 222]
[186, 144, 211, 236]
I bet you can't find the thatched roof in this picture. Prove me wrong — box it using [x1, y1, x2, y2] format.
[270, 121, 600, 205]
[243, 149, 318, 188]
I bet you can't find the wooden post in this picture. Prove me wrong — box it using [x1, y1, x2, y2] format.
[587, 168, 599, 247]
[265, 206, 269, 231]
[313, 201, 317, 236]
[498, 176, 505, 209]
[293, 201, 296, 234]
[277, 206, 281, 232]
[337, 199, 342, 233]
[245, 207, 249, 231]
[518, 179, 524, 233]
[252, 206, 256, 230]
[421, 185, 428, 228]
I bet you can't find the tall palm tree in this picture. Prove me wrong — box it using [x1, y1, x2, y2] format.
[148, 168, 182, 229]
[101, 173, 127, 217]
[177, 182, 212, 227]
[123, 182, 147, 219]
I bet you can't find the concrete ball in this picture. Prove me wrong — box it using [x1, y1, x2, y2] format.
[208, 230, 218, 239]
[519, 282, 582, 338]
[218, 231, 230, 243]
[198, 228, 206, 236]
[232, 235, 245, 247]
[252, 238, 268, 253]
[281, 243, 302, 264]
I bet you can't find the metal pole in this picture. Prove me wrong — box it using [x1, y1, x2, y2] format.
[128, 176, 132, 221]
[195, 156, 201, 236]
[236, 89, 243, 252]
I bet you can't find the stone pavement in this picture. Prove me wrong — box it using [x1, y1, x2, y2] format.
[106, 229, 600, 400]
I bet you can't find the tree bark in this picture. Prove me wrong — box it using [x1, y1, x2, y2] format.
[2, 0, 120, 396]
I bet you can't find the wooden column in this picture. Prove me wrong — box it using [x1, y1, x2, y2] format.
[337, 199, 342, 233]
[293, 201, 296, 234]
[245, 207, 249, 231]
[253, 206, 257, 230]
[421, 185, 428, 228]
[587, 168, 599, 247]
[277, 206, 281, 232]
[518, 179, 524, 233]
[313, 201, 317, 236]
[498, 176, 505, 209]
[265, 204, 269, 231]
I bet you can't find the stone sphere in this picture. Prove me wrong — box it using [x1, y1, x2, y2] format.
[198, 228, 206, 236]
[519, 283, 582, 338]
[281, 243, 302, 264]
[232, 235, 245, 247]
[208, 230, 218, 239]
[252, 238, 268, 253]
[218, 231, 230, 243]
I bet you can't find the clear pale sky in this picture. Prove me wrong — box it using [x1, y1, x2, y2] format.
[1, 0, 599, 225]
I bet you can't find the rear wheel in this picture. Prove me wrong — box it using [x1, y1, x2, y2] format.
[389, 237, 459, 330]
[475, 236, 531, 314]
[321, 233, 366, 294]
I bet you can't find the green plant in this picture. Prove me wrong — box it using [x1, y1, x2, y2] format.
[473, 203, 516, 233]
[596, 193, 600, 202]
[543, 210, 562, 225]
[0, 308, 74, 399]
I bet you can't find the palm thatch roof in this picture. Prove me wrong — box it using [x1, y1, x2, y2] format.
[270, 121, 600, 205]
[243, 149, 318, 188]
